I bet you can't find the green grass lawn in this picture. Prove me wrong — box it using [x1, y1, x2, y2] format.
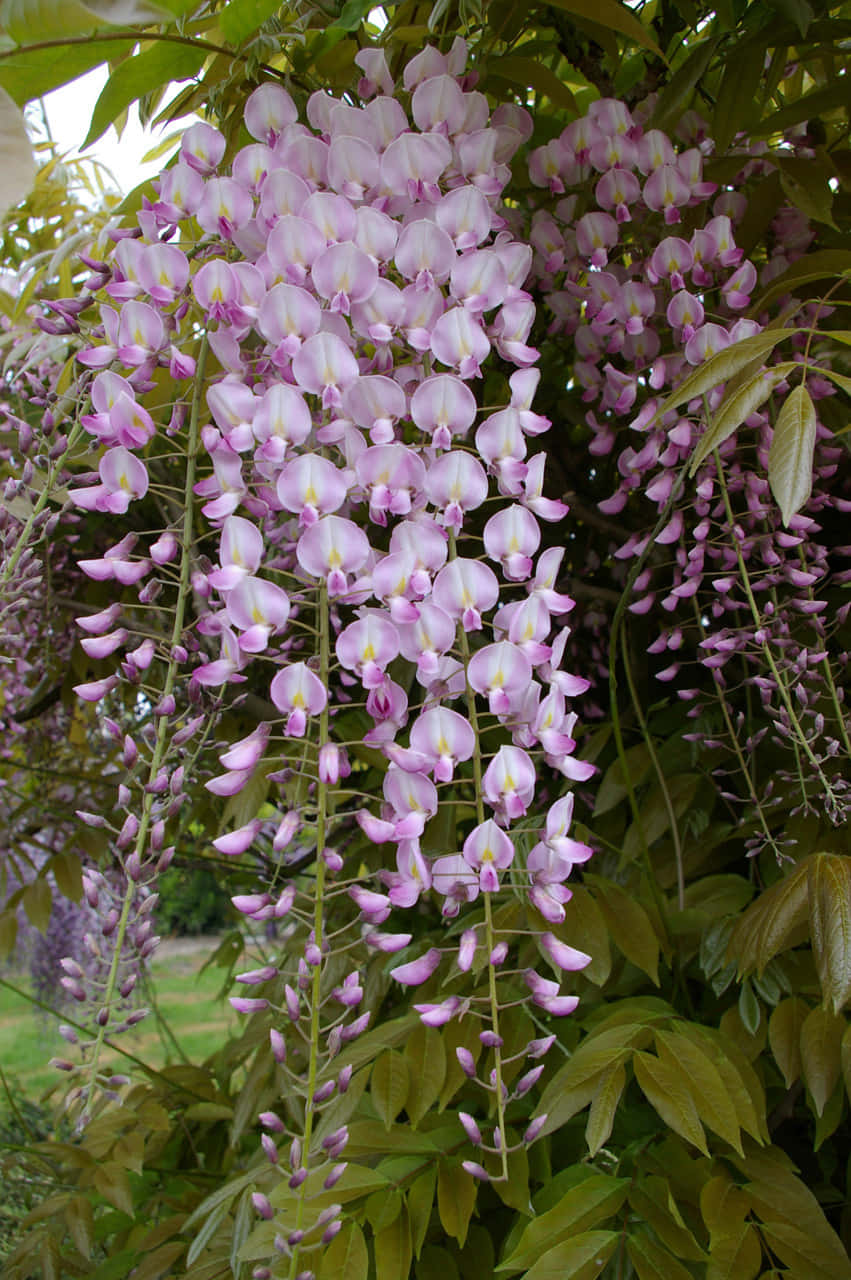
[0, 942, 238, 1100]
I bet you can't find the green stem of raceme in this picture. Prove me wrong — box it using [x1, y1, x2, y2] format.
[0, 422, 84, 588]
[447, 531, 509, 1183]
[607, 466, 690, 946]
[619, 627, 685, 911]
[289, 581, 330, 1279]
[713, 449, 841, 814]
[83, 337, 208, 1116]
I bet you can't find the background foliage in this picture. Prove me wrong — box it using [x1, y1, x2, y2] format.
[1, 0, 851, 1277]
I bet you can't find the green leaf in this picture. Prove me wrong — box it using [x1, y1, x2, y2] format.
[23, 877, 52, 932]
[593, 742, 652, 815]
[538, 1022, 654, 1135]
[808, 853, 851, 1013]
[84, 41, 205, 149]
[437, 1164, 477, 1248]
[707, 1223, 762, 1280]
[371, 1051, 410, 1131]
[586, 878, 660, 984]
[653, 37, 719, 133]
[633, 1051, 709, 1153]
[498, 1175, 627, 1274]
[700, 1172, 750, 1241]
[768, 997, 809, 1088]
[417, 1246, 461, 1280]
[755, 80, 851, 137]
[0, 84, 35, 215]
[652, 330, 793, 425]
[800, 1005, 844, 1116]
[93, 1163, 134, 1216]
[727, 859, 810, 977]
[627, 1228, 696, 1280]
[655, 1030, 742, 1154]
[768, 383, 816, 526]
[374, 1204, 412, 1280]
[186, 1199, 230, 1267]
[712, 46, 764, 153]
[314, 1213, 365, 1274]
[559, 886, 611, 987]
[219, 0, 281, 43]
[690, 364, 796, 474]
[544, 0, 663, 56]
[407, 1166, 436, 1260]
[519, 1230, 619, 1280]
[585, 1062, 626, 1157]
[404, 1024, 446, 1127]
[628, 1176, 706, 1262]
[0, 0, 100, 40]
[487, 56, 578, 111]
[751, 249, 851, 314]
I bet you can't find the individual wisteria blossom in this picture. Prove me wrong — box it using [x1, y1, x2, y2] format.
[52, 40, 595, 1275]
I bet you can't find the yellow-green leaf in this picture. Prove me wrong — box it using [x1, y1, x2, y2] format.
[318, 1221, 368, 1280]
[808, 853, 851, 1013]
[374, 1204, 412, 1280]
[0, 85, 35, 215]
[655, 1030, 742, 1153]
[587, 878, 660, 984]
[768, 383, 817, 526]
[407, 1166, 436, 1260]
[84, 41, 206, 150]
[538, 1022, 654, 1135]
[690, 363, 796, 473]
[627, 1226, 697, 1280]
[712, 45, 764, 153]
[371, 1050, 410, 1131]
[487, 56, 578, 111]
[628, 1176, 707, 1262]
[437, 1163, 477, 1248]
[700, 1174, 750, 1241]
[585, 1062, 626, 1157]
[404, 1024, 446, 1127]
[219, 0, 281, 43]
[800, 1005, 844, 1116]
[498, 1175, 627, 1274]
[707, 1224, 762, 1280]
[633, 1051, 709, 1154]
[545, 0, 663, 56]
[652, 330, 792, 425]
[727, 859, 810, 977]
[768, 997, 809, 1087]
[520, 1230, 619, 1280]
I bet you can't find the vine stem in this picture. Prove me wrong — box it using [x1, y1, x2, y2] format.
[619, 627, 685, 910]
[1, 422, 83, 588]
[82, 336, 207, 1114]
[448, 531, 509, 1182]
[289, 580, 329, 1279]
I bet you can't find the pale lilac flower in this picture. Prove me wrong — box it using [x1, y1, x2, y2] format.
[463, 819, 514, 892]
[390, 947, 441, 986]
[482, 745, 536, 821]
[270, 662, 328, 736]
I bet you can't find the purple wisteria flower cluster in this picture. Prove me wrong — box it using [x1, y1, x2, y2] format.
[526, 98, 851, 837]
[53, 39, 597, 1276]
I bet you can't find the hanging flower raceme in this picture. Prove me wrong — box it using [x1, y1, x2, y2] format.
[54, 39, 596, 1268]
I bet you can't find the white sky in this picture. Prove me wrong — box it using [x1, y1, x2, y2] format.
[40, 67, 198, 196]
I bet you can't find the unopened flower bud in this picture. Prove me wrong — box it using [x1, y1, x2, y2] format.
[251, 1193, 273, 1220]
